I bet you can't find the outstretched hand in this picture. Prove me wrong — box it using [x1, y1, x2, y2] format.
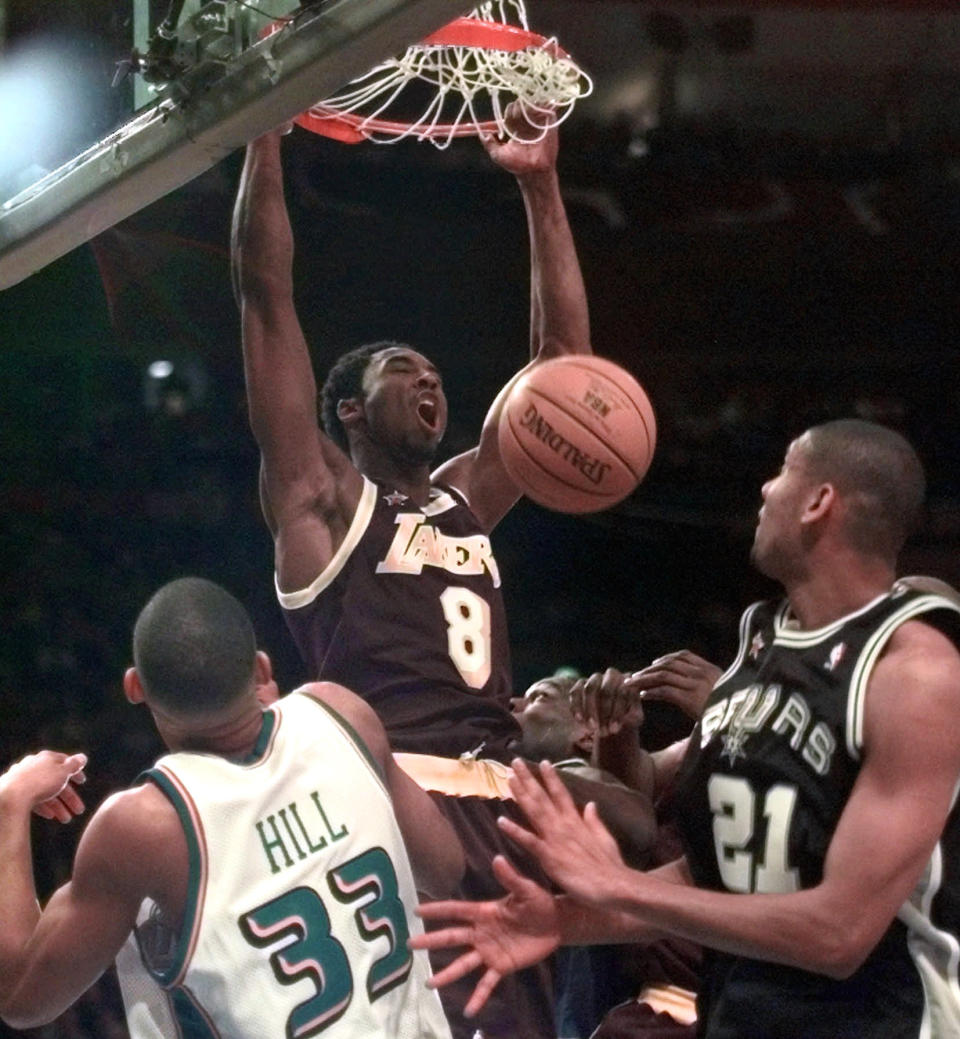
[411, 854, 560, 1017]
[482, 102, 558, 177]
[627, 650, 721, 720]
[500, 759, 627, 904]
[0, 750, 88, 823]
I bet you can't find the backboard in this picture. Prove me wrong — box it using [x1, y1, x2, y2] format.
[0, 0, 466, 290]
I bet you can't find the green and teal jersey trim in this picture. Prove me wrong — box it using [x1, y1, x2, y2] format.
[170, 989, 220, 1038]
[241, 707, 278, 765]
[141, 767, 205, 988]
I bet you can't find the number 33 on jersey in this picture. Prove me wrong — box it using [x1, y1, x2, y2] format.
[135, 693, 452, 1038]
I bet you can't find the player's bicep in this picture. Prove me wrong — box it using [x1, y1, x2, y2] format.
[241, 301, 320, 451]
[819, 630, 960, 957]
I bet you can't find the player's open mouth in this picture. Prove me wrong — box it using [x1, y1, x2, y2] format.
[417, 397, 439, 431]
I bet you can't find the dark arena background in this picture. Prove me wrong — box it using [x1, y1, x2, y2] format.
[2, 0, 960, 1034]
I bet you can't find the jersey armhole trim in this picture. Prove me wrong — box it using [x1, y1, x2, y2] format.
[297, 693, 390, 796]
[275, 476, 378, 610]
[142, 767, 208, 989]
[713, 601, 763, 687]
[444, 483, 470, 508]
[846, 594, 960, 759]
[170, 986, 220, 1039]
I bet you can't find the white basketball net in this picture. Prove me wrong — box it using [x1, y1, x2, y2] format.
[301, 0, 593, 148]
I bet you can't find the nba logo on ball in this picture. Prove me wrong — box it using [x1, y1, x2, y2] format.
[497, 355, 657, 514]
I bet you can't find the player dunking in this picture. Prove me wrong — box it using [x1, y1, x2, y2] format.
[0, 577, 462, 1036]
[231, 116, 591, 1038]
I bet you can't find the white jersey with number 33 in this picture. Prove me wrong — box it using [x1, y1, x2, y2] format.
[134, 691, 451, 1039]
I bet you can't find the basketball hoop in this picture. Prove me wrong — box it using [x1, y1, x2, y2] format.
[263, 0, 592, 148]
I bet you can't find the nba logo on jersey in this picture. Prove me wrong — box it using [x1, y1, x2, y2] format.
[825, 642, 846, 671]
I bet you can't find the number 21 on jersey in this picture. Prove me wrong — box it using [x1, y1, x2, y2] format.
[709, 775, 800, 894]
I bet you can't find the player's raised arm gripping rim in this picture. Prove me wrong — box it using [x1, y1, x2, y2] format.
[230, 89, 597, 1039]
[230, 106, 592, 593]
[431, 105, 593, 530]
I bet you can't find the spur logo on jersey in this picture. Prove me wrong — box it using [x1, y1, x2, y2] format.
[376, 512, 502, 586]
[701, 682, 838, 776]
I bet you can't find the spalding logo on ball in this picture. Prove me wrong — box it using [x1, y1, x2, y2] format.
[497, 355, 656, 514]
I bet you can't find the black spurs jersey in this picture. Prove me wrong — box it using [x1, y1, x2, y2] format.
[279, 476, 520, 760]
[673, 586, 960, 1039]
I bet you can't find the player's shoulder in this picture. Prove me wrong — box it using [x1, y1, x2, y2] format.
[870, 616, 960, 715]
[881, 614, 960, 669]
[432, 445, 518, 533]
[74, 784, 180, 889]
[290, 682, 390, 763]
[862, 616, 960, 774]
[91, 783, 180, 847]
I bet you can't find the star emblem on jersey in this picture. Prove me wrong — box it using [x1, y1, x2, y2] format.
[720, 726, 751, 765]
[383, 490, 408, 507]
[749, 631, 765, 660]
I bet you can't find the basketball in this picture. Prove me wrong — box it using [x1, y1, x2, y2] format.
[497, 355, 657, 514]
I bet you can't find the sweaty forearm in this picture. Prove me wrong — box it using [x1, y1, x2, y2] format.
[567, 861, 860, 978]
[556, 891, 671, 948]
[518, 170, 590, 358]
[232, 133, 296, 302]
[0, 791, 40, 1005]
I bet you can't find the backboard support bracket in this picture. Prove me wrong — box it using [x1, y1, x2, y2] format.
[0, 0, 465, 290]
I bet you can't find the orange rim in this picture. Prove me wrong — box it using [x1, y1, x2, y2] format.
[295, 107, 502, 143]
[262, 15, 571, 142]
[420, 17, 562, 54]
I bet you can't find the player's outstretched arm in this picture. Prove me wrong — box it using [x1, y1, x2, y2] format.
[0, 749, 87, 1003]
[231, 132, 363, 589]
[435, 111, 591, 529]
[0, 760, 160, 1028]
[482, 110, 590, 361]
[412, 854, 563, 1017]
[412, 850, 684, 1016]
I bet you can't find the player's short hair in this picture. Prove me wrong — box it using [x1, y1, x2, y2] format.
[132, 577, 257, 716]
[802, 419, 925, 560]
[320, 341, 414, 452]
[545, 673, 577, 700]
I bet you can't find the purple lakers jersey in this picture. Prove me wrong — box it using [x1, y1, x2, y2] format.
[278, 477, 520, 760]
